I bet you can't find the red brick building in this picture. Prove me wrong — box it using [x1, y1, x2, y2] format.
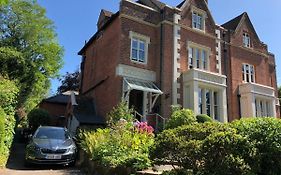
[78, 0, 279, 124]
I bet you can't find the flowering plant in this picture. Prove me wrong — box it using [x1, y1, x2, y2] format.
[134, 121, 154, 135]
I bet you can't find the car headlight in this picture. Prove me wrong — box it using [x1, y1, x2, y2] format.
[68, 146, 76, 153]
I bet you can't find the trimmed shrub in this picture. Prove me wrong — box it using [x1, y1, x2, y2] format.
[200, 130, 254, 175]
[27, 108, 50, 131]
[0, 77, 18, 167]
[152, 122, 232, 172]
[165, 107, 196, 129]
[231, 117, 281, 175]
[152, 122, 256, 174]
[196, 114, 213, 123]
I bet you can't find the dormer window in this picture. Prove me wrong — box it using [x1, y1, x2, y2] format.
[243, 33, 251, 48]
[192, 12, 204, 30]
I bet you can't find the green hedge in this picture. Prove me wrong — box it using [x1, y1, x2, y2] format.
[196, 114, 213, 123]
[27, 108, 50, 131]
[165, 107, 196, 129]
[153, 117, 281, 175]
[0, 77, 18, 167]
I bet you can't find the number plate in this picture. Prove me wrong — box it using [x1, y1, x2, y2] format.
[46, 155, 62, 160]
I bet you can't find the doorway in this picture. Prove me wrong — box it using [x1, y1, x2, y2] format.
[129, 90, 143, 121]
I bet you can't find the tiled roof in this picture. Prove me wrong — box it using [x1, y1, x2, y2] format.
[222, 12, 246, 31]
[73, 96, 105, 125]
[43, 94, 70, 104]
[101, 9, 113, 17]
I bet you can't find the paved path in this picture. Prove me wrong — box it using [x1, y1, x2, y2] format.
[0, 137, 85, 175]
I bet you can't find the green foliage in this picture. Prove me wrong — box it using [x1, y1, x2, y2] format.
[152, 122, 232, 172]
[165, 107, 196, 129]
[79, 125, 154, 174]
[0, 108, 9, 167]
[0, 0, 63, 115]
[0, 77, 18, 167]
[200, 130, 254, 175]
[27, 108, 50, 131]
[162, 169, 192, 175]
[154, 117, 281, 175]
[231, 117, 281, 175]
[106, 101, 135, 126]
[57, 70, 80, 93]
[196, 114, 213, 123]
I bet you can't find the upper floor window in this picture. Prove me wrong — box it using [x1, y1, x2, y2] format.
[192, 12, 204, 30]
[188, 44, 209, 70]
[129, 31, 150, 64]
[243, 33, 251, 48]
[242, 63, 255, 83]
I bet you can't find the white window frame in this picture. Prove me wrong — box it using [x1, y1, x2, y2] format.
[255, 98, 272, 117]
[191, 7, 206, 31]
[198, 87, 219, 120]
[129, 31, 150, 64]
[242, 63, 255, 83]
[243, 33, 251, 48]
[187, 41, 210, 71]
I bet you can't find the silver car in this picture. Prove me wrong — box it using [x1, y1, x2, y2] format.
[25, 126, 77, 166]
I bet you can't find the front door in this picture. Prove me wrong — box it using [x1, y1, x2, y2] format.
[129, 90, 143, 121]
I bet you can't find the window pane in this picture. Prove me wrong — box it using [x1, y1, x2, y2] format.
[198, 88, 203, 114]
[189, 47, 193, 68]
[139, 41, 145, 50]
[206, 90, 211, 116]
[202, 50, 207, 70]
[132, 39, 138, 49]
[192, 13, 197, 28]
[266, 102, 270, 117]
[139, 50, 145, 62]
[132, 49, 138, 60]
[197, 15, 202, 29]
[196, 48, 200, 68]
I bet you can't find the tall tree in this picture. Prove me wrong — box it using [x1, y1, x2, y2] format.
[0, 0, 63, 115]
[57, 70, 80, 94]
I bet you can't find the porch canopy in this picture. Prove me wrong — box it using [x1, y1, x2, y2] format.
[123, 78, 163, 94]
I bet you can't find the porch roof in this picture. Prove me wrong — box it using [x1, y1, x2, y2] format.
[124, 78, 163, 94]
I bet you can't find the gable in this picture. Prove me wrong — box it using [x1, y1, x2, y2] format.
[223, 12, 260, 42]
[179, 0, 216, 34]
[97, 9, 113, 30]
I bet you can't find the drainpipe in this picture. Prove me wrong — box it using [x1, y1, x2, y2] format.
[159, 9, 164, 115]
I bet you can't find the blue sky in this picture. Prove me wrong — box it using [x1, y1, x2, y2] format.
[37, 0, 281, 94]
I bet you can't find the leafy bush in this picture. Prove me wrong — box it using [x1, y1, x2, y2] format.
[0, 77, 18, 167]
[154, 117, 281, 175]
[153, 122, 256, 174]
[79, 123, 154, 174]
[196, 114, 213, 123]
[165, 107, 196, 129]
[162, 169, 192, 175]
[200, 130, 254, 175]
[0, 108, 9, 166]
[231, 117, 281, 175]
[27, 108, 50, 131]
[79, 102, 154, 173]
[106, 101, 135, 126]
[152, 122, 232, 171]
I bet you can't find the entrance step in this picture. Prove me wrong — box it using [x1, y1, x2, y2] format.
[136, 165, 176, 175]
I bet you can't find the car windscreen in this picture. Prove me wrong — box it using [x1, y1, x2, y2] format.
[34, 128, 70, 140]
